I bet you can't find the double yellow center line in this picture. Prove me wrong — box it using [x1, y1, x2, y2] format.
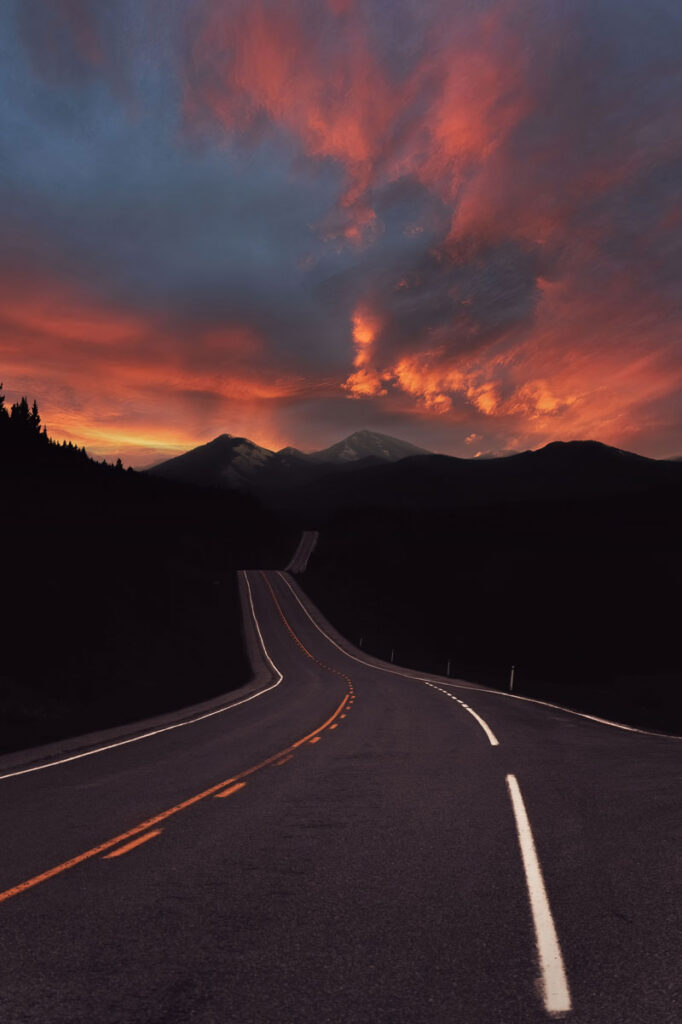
[0, 573, 351, 906]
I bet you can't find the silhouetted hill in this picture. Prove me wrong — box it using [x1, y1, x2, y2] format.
[288, 440, 682, 522]
[0, 388, 295, 754]
[0, 387, 98, 479]
[284, 440, 679, 524]
[296, 440, 682, 733]
[149, 432, 682, 523]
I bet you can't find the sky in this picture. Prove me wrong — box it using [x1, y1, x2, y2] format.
[1, 0, 681, 465]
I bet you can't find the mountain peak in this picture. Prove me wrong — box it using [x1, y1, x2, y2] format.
[148, 428, 430, 488]
[533, 439, 651, 463]
[308, 430, 430, 464]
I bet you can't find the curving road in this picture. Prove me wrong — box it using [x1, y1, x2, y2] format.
[0, 569, 680, 1023]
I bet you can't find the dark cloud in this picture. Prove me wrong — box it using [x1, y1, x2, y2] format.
[0, 0, 681, 463]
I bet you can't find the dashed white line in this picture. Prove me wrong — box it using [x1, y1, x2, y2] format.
[278, 570, 682, 742]
[277, 571, 500, 746]
[455, 701, 499, 746]
[506, 774, 572, 1017]
[431, 679, 681, 739]
[422, 681, 500, 746]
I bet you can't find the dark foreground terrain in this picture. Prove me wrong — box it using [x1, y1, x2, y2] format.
[1, 571, 679, 1023]
[0, 394, 294, 754]
[146, 426, 682, 734]
[301, 481, 682, 734]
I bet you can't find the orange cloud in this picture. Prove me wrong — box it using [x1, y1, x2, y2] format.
[343, 306, 387, 397]
[184, 1, 532, 241]
[0, 273, 317, 464]
[336, 259, 682, 454]
[181, 1, 682, 456]
[5, 1, 681, 462]
[185, 3, 397, 177]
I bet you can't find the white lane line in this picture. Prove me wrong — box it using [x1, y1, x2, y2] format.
[276, 571, 499, 746]
[0, 572, 283, 782]
[455, 702, 499, 746]
[422, 681, 499, 746]
[436, 679, 681, 738]
[506, 774, 572, 1018]
[277, 571, 682, 742]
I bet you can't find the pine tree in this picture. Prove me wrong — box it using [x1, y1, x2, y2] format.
[0, 382, 7, 443]
[11, 396, 31, 429]
[29, 399, 41, 434]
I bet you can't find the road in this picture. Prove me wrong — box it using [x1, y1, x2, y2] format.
[286, 530, 319, 573]
[1, 569, 680, 1023]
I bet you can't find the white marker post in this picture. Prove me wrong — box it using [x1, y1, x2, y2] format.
[509, 665, 515, 693]
[390, 648, 395, 663]
[446, 658, 451, 677]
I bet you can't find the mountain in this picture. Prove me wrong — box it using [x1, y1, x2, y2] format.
[306, 430, 430, 464]
[286, 439, 682, 520]
[301, 450, 682, 733]
[0, 391, 294, 755]
[148, 434, 277, 490]
[149, 430, 431, 491]
[149, 434, 682, 521]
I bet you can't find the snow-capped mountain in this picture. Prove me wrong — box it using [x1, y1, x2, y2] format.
[148, 434, 276, 490]
[306, 430, 429, 464]
[148, 430, 430, 491]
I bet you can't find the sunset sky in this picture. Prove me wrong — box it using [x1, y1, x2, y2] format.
[1, 0, 681, 465]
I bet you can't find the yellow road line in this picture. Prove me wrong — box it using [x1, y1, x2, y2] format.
[214, 782, 247, 799]
[0, 572, 352, 908]
[103, 830, 162, 859]
[0, 694, 347, 906]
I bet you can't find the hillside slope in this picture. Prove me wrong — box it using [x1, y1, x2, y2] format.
[0, 392, 294, 754]
[300, 470, 682, 733]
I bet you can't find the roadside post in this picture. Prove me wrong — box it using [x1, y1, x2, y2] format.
[509, 665, 515, 693]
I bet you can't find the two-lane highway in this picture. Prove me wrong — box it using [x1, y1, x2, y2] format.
[1, 569, 680, 1023]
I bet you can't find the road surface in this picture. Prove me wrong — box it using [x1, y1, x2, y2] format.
[1, 569, 680, 1023]
[286, 530, 319, 573]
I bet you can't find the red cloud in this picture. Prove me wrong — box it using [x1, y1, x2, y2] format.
[0, 272, 316, 464]
[183, 1, 532, 239]
[352, 265, 682, 453]
[4, 1, 680, 461]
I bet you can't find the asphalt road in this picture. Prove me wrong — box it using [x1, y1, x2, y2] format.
[1, 569, 680, 1024]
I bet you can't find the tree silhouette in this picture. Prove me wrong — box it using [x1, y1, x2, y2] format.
[10, 396, 30, 427]
[30, 399, 41, 433]
[0, 379, 118, 476]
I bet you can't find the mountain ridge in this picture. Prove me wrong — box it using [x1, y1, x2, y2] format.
[148, 429, 431, 489]
[147, 433, 682, 517]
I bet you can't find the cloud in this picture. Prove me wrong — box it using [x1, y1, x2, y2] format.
[0, 0, 681, 463]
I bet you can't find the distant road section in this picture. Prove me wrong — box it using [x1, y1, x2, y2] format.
[0, 568, 679, 1023]
[285, 529, 319, 573]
